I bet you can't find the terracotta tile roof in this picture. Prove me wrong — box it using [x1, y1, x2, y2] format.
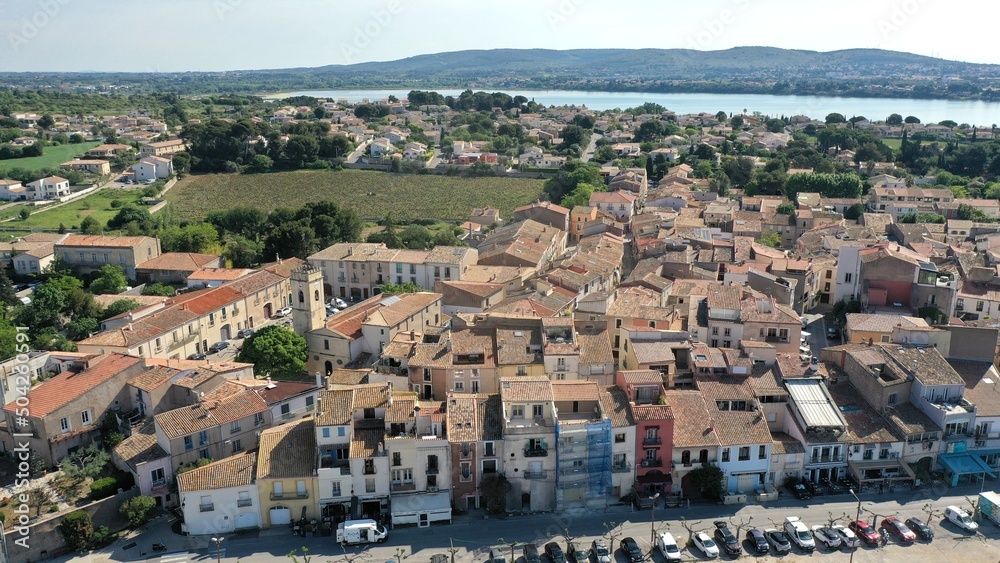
[352, 383, 390, 409]
[350, 427, 385, 458]
[425, 246, 476, 265]
[260, 257, 307, 279]
[846, 314, 928, 333]
[153, 384, 269, 439]
[827, 383, 903, 444]
[173, 286, 244, 315]
[327, 369, 370, 386]
[58, 235, 155, 248]
[178, 450, 257, 491]
[315, 388, 354, 426]
[500, 376, 553, 402]
[551, 380, 600, 402]
[78, 305, 200, 348]
[885, 402, 940, 435]
[771, 431, 805, 455]
[600, 386, 636, 427]
[188, 267, 253, 281]
[631, 340, 687, 364]
[233, 379, 318, 405]
[136, 253, 221, 272]
[879, 344, 963, 386]
[446, 393, 503, 442]
[578, 327, 613, 366]
[619, 370, 663, 386]
[363, 293, 440, 327]
[696, 373, 757, 402]
[952, 360, 1000, 417]
[386, 394, 416, 423]
[748, 365, 788, 398]
[256, 418, 316, 479]
[495, 327, 542, 365]
[224, 269, 287, 295]
[128, 365, 181, 392]
[3, 354, 143, 417]
[113, 423, 168, 471]
[630, 404, 673, 423]
[662, 390, 720, 448]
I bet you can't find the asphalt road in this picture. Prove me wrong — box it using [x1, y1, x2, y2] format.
[77, 484, 1000, 563]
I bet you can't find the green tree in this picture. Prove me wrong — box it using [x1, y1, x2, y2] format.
[107, 205, 154, 233]
[120, 495, 157, 527]
[843, 203, 865, 220]
[61, 511, 93, 551]
[380, 281, 422, 295]
[249, 154, 273, 173]
[16, 283, 66, 329]
[825, 113, 846, 124]
[59, 444, 109, 480]
[886, 113, 904, 126]
[80, 216, 103, 235]
[176, 457, 213, 475]
[543, 161, 603, 204]
[284, 135, 320, 164]
[18, 208, 30, 221]
[478, 473, 512, 515]
[89, 265, 128, 295]
[758, 230, 781, 248]
[141, 283, 176, 297]
[237, 325, 308, 379]
[0, 266, 18, 307]
[37, 114, 54, 130]
[687, 465, 725, 501]
[776, 203, 795, 215]
[832, 297, 862, 327]
[222, 234, 263, 268]
[65, 317, 99, 340]
[561, 182, 600, 208]
[957, 203, 988, 222]
[101, 299, 139, 320]
[904, 115, 921, 124]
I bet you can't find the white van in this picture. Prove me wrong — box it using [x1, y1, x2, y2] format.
[336, 519, 388, 544]
[944, 505, 979, 532]
[656, 532, 682, 561]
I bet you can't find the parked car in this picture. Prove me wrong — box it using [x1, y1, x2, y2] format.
[811, 526, 842, 549]
[827, 326, 839, 339]
[880, 517, 916, 543]
[488, 548, 506, 563]
[334, 297, 348, 308]
[544, 542, 565, 563]
[691, 532, 719, 559]
[187, 352, 207, 360]
[831, 524, 860, 548]
[237, 328, 254, 339]
[566, 541, 590, 563]
[275, 306, 293, 317]
[788, 482, 812, 499]
[764, 529, 791, 553]
[799, 343, 811, 355]
[712, 521, 741, 557]
[849, 520, 880, 546]
[591, 540, 611, 563]
[904, 517, 934, 541]
[800, 330, 811, 342]
[784, 517, 815, 551]
[208, 341, 229, 353]
[655, 533, 682, 561]
[619, 537, 643, 563]
[523, 543, 541, 563]
[746, 529, 769, 555]
[944, 505, 979, 532]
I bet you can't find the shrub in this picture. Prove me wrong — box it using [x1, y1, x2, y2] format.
[61, 511, 93, 551]
[120, 495, 156, 527]
[90, 525, 114, 549]
[90, 477, 118, 500]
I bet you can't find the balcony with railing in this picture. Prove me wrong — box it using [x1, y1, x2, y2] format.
[199, 503, 214, 512]
[523, 469, 548, 479]
[270, 491, 309, 501]
[642, 435, 662, 446]
[151, 478, 166, 490]
[640, 458, 663, 468]
[237, 498, 252, 507]
[806, 454, 846, 465]
[505, 417, 555, 434]
[391, 483, 416, 492]
[524, 447, 549, 458]
[612, 461, 632, 473]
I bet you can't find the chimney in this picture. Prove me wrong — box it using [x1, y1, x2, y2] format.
[315, 371, 323, 388]
[127, 323, 133, 331]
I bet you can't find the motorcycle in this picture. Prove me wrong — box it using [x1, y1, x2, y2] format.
[152, 543, 167, 552]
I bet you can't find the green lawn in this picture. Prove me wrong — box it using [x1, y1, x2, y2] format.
[0, 141, 102, 175]
[5, 187, 147, 230]
[166, 170, 546, 222]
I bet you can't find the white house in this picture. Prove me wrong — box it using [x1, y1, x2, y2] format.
[112, 424, 174, 508]
[0, 179, 26, 201]
[26, 176, 70, 200]
[402, 142, 427, 159]
[132, 156, 174, 181]
[369, 138, 395, 158]
[177, 451, 262, 535]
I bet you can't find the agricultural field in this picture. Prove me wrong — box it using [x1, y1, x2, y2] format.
[166, 170, 546, 222]
[0, 141, 102, 175]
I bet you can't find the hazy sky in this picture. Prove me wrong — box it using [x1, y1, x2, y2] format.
[1, 0, 995, 72]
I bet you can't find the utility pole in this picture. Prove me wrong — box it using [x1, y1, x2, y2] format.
[848, 489, 862, 563]
[649, 493, 661, 548]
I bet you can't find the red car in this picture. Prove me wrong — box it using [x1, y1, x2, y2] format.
[849, 520, 880, 546]
[880, 517, 916, 543]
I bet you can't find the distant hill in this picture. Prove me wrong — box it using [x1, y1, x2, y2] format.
[4, 47, 1000, 100]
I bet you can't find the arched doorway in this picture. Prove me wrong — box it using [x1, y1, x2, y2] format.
[220, 324, 231, 341]
[264, 303, 273, 318]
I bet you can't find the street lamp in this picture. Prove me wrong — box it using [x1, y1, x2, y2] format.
[848, 489, 861, 563]
[649, 492, 661, 548]
[211, 536, 224, 563]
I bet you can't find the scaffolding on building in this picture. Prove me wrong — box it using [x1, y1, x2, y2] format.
[555, 418, 613, 508]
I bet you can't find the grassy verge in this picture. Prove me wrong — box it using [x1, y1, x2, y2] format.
[0, 142, 103, 175]
[6, 187, 149, 230]
[166, 169, 546, 222]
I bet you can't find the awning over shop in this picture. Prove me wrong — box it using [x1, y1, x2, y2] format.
[939, 452, 999, 479]
[390, 491, 452, 527]
[636, 472, 672, 484]
[847, 458, 917, 482]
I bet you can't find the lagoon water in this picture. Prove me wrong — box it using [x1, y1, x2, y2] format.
[269, 88, 1000, 126]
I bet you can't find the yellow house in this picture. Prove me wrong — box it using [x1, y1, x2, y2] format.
[256, 418, 319, 529]
[844, 313, 929, 345]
